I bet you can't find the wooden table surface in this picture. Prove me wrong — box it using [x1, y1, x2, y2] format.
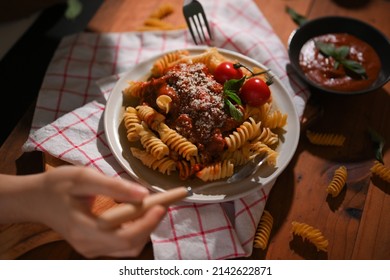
[1, 0, 389, 260]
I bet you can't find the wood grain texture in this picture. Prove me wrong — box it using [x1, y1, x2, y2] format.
[1, 0, 389, 260]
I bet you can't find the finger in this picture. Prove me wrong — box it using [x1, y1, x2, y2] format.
[70, 168, 149, 202]
[98, 206, 166, 258]
[118, 205, 167, 242]
[74, 208, 163, 259]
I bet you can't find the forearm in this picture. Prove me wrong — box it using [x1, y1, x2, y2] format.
[0, 173, 44, 223]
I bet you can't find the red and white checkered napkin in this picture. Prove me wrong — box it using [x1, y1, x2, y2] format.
[23, 0, 309, 259]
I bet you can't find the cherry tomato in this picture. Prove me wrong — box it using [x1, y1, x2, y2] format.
[239, 77, 271, 106]
[213, 62, 243, 84]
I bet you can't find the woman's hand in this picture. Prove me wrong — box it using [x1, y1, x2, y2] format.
[0, 166, 167, 258]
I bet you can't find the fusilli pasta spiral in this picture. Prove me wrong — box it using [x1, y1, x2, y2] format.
[253, 210, 273, 250]
[371, 161, 390, 183]
[149, 3, 174, 19]
[151, 50, 190, 77]
[196, 160, 234, 182]
[225, 117, 261, 152]
[156, 95, 172, 114]
[306, 130, 346, 146]
[264, 110, 287, 129]
[130, 147, 176, 175]
[326, 165, 347, 197]
[135, 123, 169, 160]
[137, 104, 165, 130]
[291, 221, 328, 252]
[123, 106, 141, 142]
[157, 123, 198, 160]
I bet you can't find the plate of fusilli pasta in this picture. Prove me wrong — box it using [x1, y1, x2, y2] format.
[104, 47, 300, 203]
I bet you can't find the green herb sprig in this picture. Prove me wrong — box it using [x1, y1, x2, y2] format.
[285, 6, 308, 26]
[222, 64, 275, 121]
[223, 77, 245, 121]
[65, 0, 83, 20]
[315, 41, 367, 78]
[368, 127, 385, 164]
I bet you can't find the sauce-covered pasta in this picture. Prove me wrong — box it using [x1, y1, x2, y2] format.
[122, 48, 287, 181]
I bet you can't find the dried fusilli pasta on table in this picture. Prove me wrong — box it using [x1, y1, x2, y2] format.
[291, 221, 328, 252]
[253, 210, 273, 250]
[326, 165, 348, 197]
[371, 161, 390, 183]
[149, 3, 175, 19]
[306, 130, 346, 146]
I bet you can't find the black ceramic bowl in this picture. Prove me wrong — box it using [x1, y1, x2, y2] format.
[288, 16, 390, 95]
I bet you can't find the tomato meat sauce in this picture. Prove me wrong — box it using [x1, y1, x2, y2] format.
[299, 33, 381, 92]
[140, 63, 242, 162]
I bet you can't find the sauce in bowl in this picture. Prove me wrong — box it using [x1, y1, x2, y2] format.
[299, 33, 381, 92]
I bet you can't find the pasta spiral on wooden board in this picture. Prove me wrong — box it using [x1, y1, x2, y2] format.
[306, 130, 346, 146]
[291, 221, 328, 252]
[253, 210, 273, 250]
[136, 3, 186, 32]
[148, 3, 174, 19]
[371, 161, 390, 183]
[326, 166, 348, 197]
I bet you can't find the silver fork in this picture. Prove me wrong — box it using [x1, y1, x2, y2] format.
[183, 0, 213, 45]
[189, 154, 269, 194]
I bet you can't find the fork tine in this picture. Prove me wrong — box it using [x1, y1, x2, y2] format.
[184, 15, 198, 44]
[183, 0, 212, 45]
[200, 9, 212, 41]
[193, 14, 206, 44]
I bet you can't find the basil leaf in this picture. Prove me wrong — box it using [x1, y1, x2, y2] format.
[315, 41, 336, 57]
[368, 127, 385, 163]
[285, 6, 308, 26]
[315, 41, 367, 78]
[225, 99, 243, 121]
[225, 90, 242, 105]
[65, 0, 83, 20]
[335, 46, 350, 60]
[342, 60, 367, 77]
[223, 77, 244, 120]
[223, 77, 245, 92]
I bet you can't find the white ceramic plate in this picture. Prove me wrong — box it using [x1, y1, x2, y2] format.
[104, 47, 300, 203]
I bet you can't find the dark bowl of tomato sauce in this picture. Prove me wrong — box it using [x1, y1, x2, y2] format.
[288, 16, 390, 95]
